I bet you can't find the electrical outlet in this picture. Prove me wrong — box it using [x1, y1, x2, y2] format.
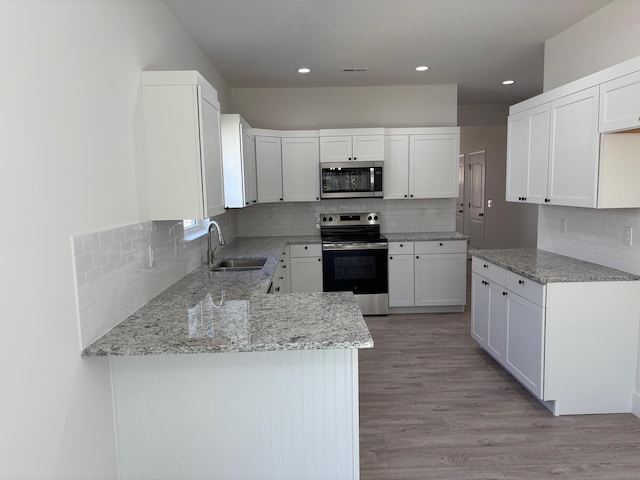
[419, 208, 427, 217]
[623, 226, 633, 246]
[560, 218, 567, 235]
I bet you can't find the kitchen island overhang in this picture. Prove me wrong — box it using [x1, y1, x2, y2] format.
[83, 237, 373, 480]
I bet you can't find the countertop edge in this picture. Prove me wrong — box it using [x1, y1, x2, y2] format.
[471, 248, 640, 284]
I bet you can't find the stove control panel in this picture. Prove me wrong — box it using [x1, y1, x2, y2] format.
[320, 212, 381, 227]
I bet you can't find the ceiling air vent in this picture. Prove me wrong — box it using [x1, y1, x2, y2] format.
[342, 67, 370, 72]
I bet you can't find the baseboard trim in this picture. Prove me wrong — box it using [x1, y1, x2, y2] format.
[388, 305, 465, 315]
[633, 392, 640, 418]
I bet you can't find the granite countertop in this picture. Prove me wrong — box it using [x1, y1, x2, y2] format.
[384, 232, 468, 242]
[82, 236, 372, 356]
[471, 248, 640, 284]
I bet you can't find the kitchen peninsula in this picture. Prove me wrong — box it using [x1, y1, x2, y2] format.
[84, 237, 372, 480]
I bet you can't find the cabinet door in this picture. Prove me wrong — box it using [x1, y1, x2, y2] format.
[290, 257, 323, 293]
[242, 131, 257, 205]
[352, 135, 384, 161]
[506, 104, 550, 204]
[471, 273, 490, 346]
[409, 134, 459, 198]
[388, 254, 414, 307]
[255, 136, 283, 203]
[200, 91, 225, 218]
[282, 137, 320, 202]
[383, 135, 410, 199]
[505, 292, 545, 398]
[600, 70, 640, 133]
[414, 253, 466, 306]
[144, 84, 205, 220]
[487, 283, 507, 363]
[320, 136, 352, 162]
[548, 86, 600, 208]
[472, 273, 507, 362]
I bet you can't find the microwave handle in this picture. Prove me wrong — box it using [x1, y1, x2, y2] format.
[370, 167, 375, 192]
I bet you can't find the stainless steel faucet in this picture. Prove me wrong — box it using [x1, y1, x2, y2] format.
[207, 220, 225, 268]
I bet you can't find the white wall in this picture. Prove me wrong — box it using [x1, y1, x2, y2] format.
[0, 1, 230, 478]
[460, 126, 537, 249]
[541, 0, 640, 417]
[544, 0, 640, 90]
[231, 85, 457, 129]
[458, 104, 509, 126]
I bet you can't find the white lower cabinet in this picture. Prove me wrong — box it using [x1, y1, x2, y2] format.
[388, 242, 414, 307]
[289, 244, 323, 293]
[388, 240, 466, 311]
[504, 292, 544, 398]
[471, 273, 507, 364]
[471, 256, 640, 415]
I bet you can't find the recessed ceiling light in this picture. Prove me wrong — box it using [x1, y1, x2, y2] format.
[297, 67, 311, 74]
[502, 80, 515, 85]
[415, 65, 429, 72]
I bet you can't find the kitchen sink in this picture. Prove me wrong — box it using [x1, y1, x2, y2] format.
[211, 257, 267, 272]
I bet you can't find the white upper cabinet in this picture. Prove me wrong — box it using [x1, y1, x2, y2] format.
[141, 71, 225, 220]
[600, 70, 640, 133]
[319, 128, 384, 162]
[410, 134, 459, 198]
[221, 114, 257, 208]
[254, 130, 320, 203]
[507, 56, 640, 209]
[383, 135, 410, 199]
[506, 87, 600, 208]
[281, 136, 320, 202]
[384, 128, 460, 199]
[547, 86, 600, 208]
[255, 135, 283, 203]
[506, 103, 550, 204]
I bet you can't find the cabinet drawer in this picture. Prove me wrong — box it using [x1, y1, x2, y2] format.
[389, 241, 414, 254]
[505, 271, 545, 306]
[290, 243, 322, 257]
[415, 240, 467, 255]
[472, 257, 506, 285]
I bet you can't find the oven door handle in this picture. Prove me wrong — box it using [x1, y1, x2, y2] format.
[322, 242, 389, 251]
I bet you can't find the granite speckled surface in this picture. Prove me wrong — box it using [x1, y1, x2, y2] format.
[385, 232, 468, 242]
[471, 248, 640, 284]
[82, 236, 373, 356]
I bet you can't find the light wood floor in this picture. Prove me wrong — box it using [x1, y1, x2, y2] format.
[359, 270, 640, 479]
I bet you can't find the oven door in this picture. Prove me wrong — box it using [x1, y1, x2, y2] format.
[322, 242, 388, 294]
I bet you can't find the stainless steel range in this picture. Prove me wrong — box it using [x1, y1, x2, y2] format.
[320, 212, 388, 315]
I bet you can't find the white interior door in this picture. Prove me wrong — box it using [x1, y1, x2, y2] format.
[467, 150, 486, 250]
[456, 154, 465, 234]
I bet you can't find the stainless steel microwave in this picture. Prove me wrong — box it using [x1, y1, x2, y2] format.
[320, 161, 383, 199]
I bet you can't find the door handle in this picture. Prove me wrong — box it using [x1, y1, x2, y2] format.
[478, 213, 484, 217]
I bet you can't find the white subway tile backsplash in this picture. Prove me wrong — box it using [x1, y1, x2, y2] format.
[538, 205, 640, 275]
[82, 233, 100, 252]
[72, 216, 221, 350]
[92, 247, 109, 268]
[236, 199, 456, 237]
[99, 230, 114, 248]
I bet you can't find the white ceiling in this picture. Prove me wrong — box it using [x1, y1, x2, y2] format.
[165, 0, 613, 106]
